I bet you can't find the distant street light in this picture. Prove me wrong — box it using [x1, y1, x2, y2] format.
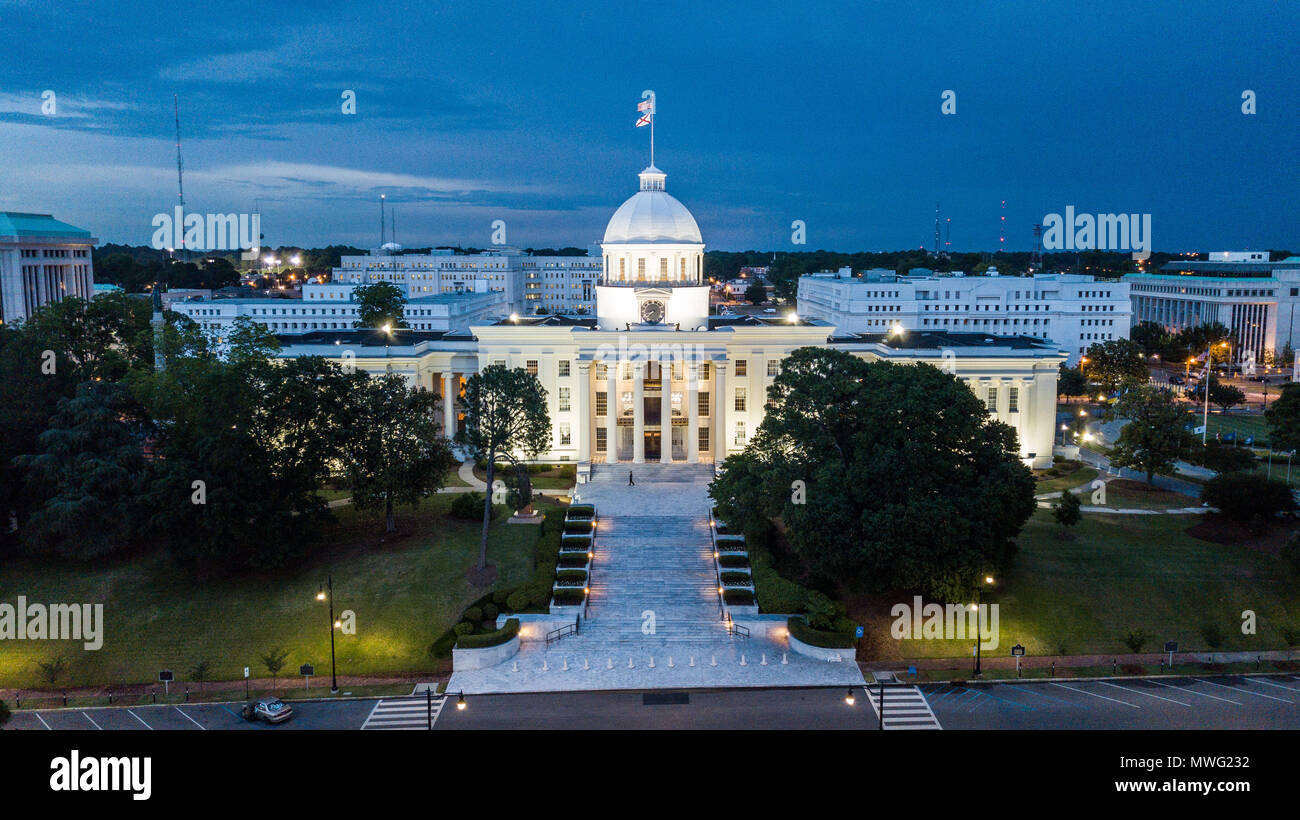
[316, 576, 340, 693]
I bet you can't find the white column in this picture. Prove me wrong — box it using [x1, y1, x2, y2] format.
[605, 362, 618, 463]
[687, 365, 700, 463]
[442, 371, 456, 439]
[633, 362, 645, 463]
[713, 360, 727, 461]
[576, 362, 591, 462]
[659, 363, 672, 464]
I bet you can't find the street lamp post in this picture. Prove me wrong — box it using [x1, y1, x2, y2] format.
[1202, 341, 1230, 445]
[972, 575, 994, 676]
[317, 576, 339, 693]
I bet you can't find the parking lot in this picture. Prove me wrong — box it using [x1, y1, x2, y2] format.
[922, 673, 1300, 729]
[6, 697, 380, 731]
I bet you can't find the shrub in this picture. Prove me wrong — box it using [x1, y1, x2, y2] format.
[1281, 625, 1300, 647]
[463, 606, 483, 624]
[552, 588, 585, 606]
[1123, 628, 1149, 653]
[456, 618, 520, 649]
[1201, 472, 1297, 522]
[556, 569, 587, 585]
[1053, 490, 1082, 527]
[558, 554, 588, 569]
[720, 571, 751, 586]
[723, 589, 754, 606]
[563, 520, 594, 534]
[1200, 622, 1225, 650]
[718, 554, 749, 569]
[506, 589, 531, 612]
[492, 590, 512, 607]
[804, 591, 845, 631]
[1186, 441, 1257, 473]
[453, 622, 475, 636]
[451, 491, 496, 520]
[482, 602, 499, 622]
[787, 616, 856, 649]
[567, 504, 595, 519]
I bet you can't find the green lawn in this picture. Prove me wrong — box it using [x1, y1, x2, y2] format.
[1034, 466, 1099, 494]
[886, 510, 1300, 660]
[1203, 412, 1270, 443]
[0, 494, 544, 691]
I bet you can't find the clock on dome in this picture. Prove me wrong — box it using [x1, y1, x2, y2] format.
[640, 299, 665, 324]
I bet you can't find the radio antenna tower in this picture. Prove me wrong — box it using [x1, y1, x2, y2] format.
[173, 94, 186, 260]
[380, 194, 386, 247]
[933, 203, 941, 255]
[1032, 223, 1045, 272]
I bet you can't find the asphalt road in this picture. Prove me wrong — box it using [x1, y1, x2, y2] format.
[9, 675, 1300, 730]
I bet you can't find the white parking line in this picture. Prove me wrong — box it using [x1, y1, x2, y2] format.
[1096, 680, 1190, 707]
[34, 712, 52, 730]
[1149, 680, 1241, 705]
[1049, 682, 1140, 708]
[1198, 678, 1292, 704]
[175, 707, 206, 729]
[1252, 677, 1300, 694]
[82, 712, 103, 730]
[126, 709, 153, 729]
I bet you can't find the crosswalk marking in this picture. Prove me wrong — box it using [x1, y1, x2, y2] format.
[362, 697, 445, 730]
[867, 685, 942, 730]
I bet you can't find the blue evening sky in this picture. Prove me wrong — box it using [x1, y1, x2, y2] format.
[1, 0, 1296, 252]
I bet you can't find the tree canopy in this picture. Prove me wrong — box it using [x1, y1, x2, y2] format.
[1106, 382, 1193, 484]
[352, 282, 408, 330]
[708, 347, 1035, 600]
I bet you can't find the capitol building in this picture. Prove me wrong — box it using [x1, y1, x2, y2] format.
[279, 163, 1066, 472]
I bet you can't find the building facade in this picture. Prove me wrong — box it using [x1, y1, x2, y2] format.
[277, 164, 1066, 471]
[1124, 253, 1300, 365]
[797, 268, 1130, 366]
[0, 212, 96, 325]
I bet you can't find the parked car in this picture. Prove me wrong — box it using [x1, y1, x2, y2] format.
[1168, 375, 1185, 385]
[242, 697, 293, 724]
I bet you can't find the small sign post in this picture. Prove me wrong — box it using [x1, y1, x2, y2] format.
[300, 663, 315, 690]
[244, 666, 250, 698]
[1011, 644, 1025, 677]
[158, 669, 174, 696]
[1164, 641, 1178, 669]
[855, 626, 864, 639]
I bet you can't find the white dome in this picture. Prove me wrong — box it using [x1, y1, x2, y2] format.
[602, 167, 702, 245]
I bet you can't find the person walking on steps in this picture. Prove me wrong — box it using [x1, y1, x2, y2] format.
[628, 471, 635, 486]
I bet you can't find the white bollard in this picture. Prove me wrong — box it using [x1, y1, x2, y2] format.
[761, 654, 768, 666]
[562, 658, 569, 671]
[607, 657, 614, 669]
[781, 653, 788, 665]
[667, 656, 675, 668]
[689, 656, 696, 667]
[710, 655, 717, 667]
[649, 656, 655, 668]
[512, 660, 518, 672]
[740, 654, 747, 666]
[583, 658, 590, 670]
[628, 657, 634, 669]
[541, 659, 548, 672]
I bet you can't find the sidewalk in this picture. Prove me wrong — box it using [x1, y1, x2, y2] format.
[875, 648, 1300, 675]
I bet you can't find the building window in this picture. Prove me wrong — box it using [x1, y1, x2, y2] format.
[558, 360, 571, 377]
[596, 428, 607, 452]
[526, 360, 538, 376]
[986, 387, 997, 411]
[734, 422, 746, 445]
[558, 423, 571, 446]
[698, 362, 710, 380]
[659, 258, 668, 279]
[621, 362, 632, 380]
[699, 426, 710, 451]
[735, 360, 748, 376]
[558, 387, 571, 412]
[734, 388, 746, 412]
[1008, 387, 1019, 413]
[637, 259, 646, 281]
[767, 359, 779, 377]
[596, 391, 608, 416]
[493, 359, 505, 368]
[596, 362, 608, 380]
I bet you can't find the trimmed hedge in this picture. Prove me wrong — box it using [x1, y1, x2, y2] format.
[557, 554, 589, 569]
[556, 569, 588, 585]
[563, 520, 595, 534]
[567, 504, 595, 519]
[722, 589, 755, 605]
[787, 616, 856, 649]
[720, 571, 751, 586]
[717, 554, 749, 569]
[455, 618, 520, 649]
[559, 537, 591, 552]
[552, 588, 586, 606]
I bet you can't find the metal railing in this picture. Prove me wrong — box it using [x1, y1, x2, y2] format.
[728, 622, 750, 639]
[545, 618, 578, 646]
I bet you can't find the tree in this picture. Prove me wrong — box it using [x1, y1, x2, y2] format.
[455, 365, 551, 578]
[1057, 364, 1088, 400]
[133, 319, 348, 572]
[0, 698, 9, 729]
[1265, 383, 1300, 453]
[1210, 382, 1246, 412]
[352, 282, 407, 330]
[1053, 490, 1082, 531]
[14, 381, 151, 559]
[744, 282, 767, 305]
[260, 647, 289, 687]
[709, 347, 1035, 599]
[1082, 339, 1148, 392]
[1129, 321, 1170, 356]
[1201, 472, 1297, 522]
[1107, 382, 1193, 485]
[339, 373, 456, 532]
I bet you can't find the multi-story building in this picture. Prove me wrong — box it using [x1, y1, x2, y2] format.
[0, 212, 96, 324]
[1124, 253, 1300, 365]
[796, 268, 1130, 366]
[331, 245, 601, 315]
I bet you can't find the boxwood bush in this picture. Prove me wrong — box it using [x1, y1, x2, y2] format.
[451, 491, 498, 520]
[455, 618, 520, 649]
[563, 520, 595, 534]
[556, 569, 587, 585]
[567, 504, 595, 519]
[557, 554, 589, 569]
[717, 554, 749, 569]
[720, 571, 751, 586]
[787, 616, 856, 649]
[552, 588, 586, 606]
[723, 589, 755, 606]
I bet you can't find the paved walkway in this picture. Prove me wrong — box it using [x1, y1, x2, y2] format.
[446, 463, 865, 694]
